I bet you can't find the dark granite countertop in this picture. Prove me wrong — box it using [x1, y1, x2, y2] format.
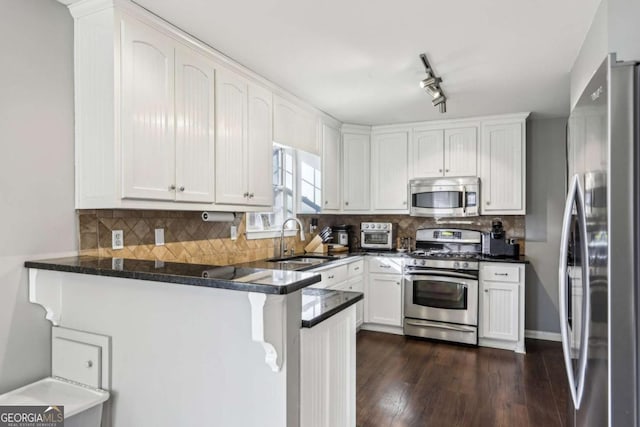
[301, 288, 364, 328]
[24, 256, 321, 295]
[476, 255, 530, 264]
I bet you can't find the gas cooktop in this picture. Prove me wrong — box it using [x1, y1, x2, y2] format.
[409, 250, 480, 260]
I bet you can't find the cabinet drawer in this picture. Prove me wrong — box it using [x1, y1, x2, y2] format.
[319, 264, 348, 288]
[481, 264, 520, 283]
[368, 257, 403, 274]
[348, 259, 364, 277]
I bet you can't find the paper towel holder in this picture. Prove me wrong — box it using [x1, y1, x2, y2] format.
[201, 211, 236, 222]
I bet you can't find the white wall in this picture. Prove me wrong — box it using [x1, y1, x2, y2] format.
[608, 0, 640, 63]
[525, 118, 567, 334]
[570, 0, 608, 109]
[0, 0, 76, 392]
[570, 0, 640, 108]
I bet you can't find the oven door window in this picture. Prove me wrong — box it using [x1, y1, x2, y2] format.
[363, 232, 389, 245]
[412, 279, 468, 310]
[412, 191, 477, 209]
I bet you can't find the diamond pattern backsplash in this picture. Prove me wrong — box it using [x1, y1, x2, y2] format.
[78, 210, 525, 265]
[299, 214, 526, 251]
[78, 210, 306, 265]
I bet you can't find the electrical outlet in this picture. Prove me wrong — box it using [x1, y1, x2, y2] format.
[112, 258, 124, 270]
[155, 228, 165, 246]
[230, 225, 238, 241]
[112, 230, 124, 250]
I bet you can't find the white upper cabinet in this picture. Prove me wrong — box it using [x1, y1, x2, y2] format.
[273, 95, 319, 155]
[444, 127, 477, 176]
[174, 46, 216, 203]
[342, 132, 370, 211]
[412, 130, 444, 178]
[121, 16, 176, 201]
[216, 68, 273, 206]
[69, 2, 316, 211]
[246, 83, 274, 206]
[321, 121, 341, 211]
[480, 117, 527, 214]
[411, 127, 477, 179]
[215, 68, 248, 205]
[371, 132, 409, 212]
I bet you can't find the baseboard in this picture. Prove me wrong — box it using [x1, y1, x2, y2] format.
[359, 323, 404, 336]
[525, 329, 562, 342]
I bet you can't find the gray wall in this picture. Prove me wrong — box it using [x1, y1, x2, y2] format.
[525, 118, 568, 333]
[0, 0, 76, 392]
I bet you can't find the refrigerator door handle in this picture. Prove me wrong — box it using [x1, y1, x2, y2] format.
[558, 174, 590, 410]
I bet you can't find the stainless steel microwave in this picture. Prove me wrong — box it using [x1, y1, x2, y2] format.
[409, 177, 479, 217]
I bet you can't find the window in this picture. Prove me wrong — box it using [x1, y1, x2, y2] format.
[246, 144, 321, 238]
[298, 150, 322, 213]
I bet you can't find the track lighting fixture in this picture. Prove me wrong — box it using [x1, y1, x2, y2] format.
[419, 53, 447, 113]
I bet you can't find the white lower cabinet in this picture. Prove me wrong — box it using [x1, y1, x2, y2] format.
[363, 257, 403, 332]
[366, 273, 403, 327]
[300, 305, 356, 427]
[478, 263, 525, 353]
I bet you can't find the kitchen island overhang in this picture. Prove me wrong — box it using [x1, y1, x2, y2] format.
[24, 256, 335, 427]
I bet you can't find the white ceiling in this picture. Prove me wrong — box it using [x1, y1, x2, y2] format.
[136, 0, 601, 125]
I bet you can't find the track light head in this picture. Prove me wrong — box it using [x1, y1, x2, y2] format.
[419, 76, 442, 89]
[432, 96, 446, 107]
[419, 52, 447, 114]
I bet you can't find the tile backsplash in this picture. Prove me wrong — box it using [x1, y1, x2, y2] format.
[78, 210, 525, 265]
[78, 210, 305, 265]
[300, 214, 525, 253]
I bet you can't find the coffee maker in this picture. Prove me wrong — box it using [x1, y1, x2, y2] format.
[331, 225, 352, 250]
[482, 219, 520, 258]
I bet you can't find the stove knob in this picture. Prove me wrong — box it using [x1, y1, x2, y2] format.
[420, 259, 426, 266]
[376, 224, 381, 229]
[364, 224, 369, 229]
[463, 262, 469, 268]
[453, 261, 460, 269]
[382, 224, 388, 230]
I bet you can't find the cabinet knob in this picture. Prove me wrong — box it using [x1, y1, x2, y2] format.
[396, 281, 401, 285]
[86, 360, 93, 368]
[345, 201, 349, 206]
[403, 201, 407, 205]
[445, 169, 450, 172]
[244, 192, 249, 197]
[169, 184, 176, 191]
[328, 275, 335, 279]
[439, 169, 443, 173]
[179, 186, 185, 192]
[484, 289, 489, 293]
[486, 201, 491, 205]
[249, 193, 254, 199]
[325, 201, 328, 205]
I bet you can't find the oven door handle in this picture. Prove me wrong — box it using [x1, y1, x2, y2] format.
[405, 271, 478, 281]
[405, 319, 476, 333]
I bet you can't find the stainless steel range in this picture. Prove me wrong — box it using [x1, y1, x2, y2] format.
[403, 228, 482, 345]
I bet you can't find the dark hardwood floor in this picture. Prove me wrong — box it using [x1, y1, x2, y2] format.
[356, 331, 568, 427]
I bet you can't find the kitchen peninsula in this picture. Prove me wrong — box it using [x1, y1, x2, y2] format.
[26, 256, 361, 427]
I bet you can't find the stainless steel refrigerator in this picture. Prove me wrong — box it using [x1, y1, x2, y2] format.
[561, 54, 638, 426]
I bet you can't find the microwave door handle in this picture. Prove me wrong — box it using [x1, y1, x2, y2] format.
[462, 186, 467, 214]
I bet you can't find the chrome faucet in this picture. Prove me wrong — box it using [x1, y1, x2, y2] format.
[280, 217, 306, 258]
